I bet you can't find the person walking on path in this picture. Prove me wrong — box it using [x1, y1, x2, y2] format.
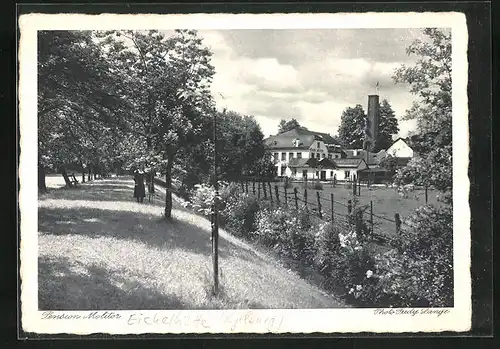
[133, 170, 146, 203]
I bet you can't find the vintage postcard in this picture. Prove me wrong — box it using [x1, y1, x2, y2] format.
[18, 12, 470, 335]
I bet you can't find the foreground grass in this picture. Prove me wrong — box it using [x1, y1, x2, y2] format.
[38, 177, 345, 310]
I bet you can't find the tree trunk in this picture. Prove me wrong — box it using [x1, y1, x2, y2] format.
[60, 167, 73, 188]
[38, 164, 47, 192]
[150, 172, 155, 193]
[164, 153, 175, 220]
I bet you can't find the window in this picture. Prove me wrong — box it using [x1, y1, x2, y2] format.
[317, 141, 320, 148]
[281, 166, 286, 176]
[297, 152, 302, 159]
[289, 152, 294, 159]
[328, 153, 332, 159]
[316, 171, 319, 178]
[344, 170, 350, 179]
[330, 171, 334, 177]
[281, 152, 286, 161]
[322, 153, 326, 159]
[302, 170, 308, 178]
[317, 153, 321, 159]
[311, 153, 315, 158]
[273, 152, 278, 163]
[292, 168, 297, 176]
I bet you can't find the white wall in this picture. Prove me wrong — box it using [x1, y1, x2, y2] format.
[387, 139, 414, 158]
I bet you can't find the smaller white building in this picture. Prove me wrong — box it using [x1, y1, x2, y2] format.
[386, 138, 414, 158]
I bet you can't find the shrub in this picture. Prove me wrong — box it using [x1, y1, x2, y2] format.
[254, 205, 315, 261]
[351, 204, 453, 307]
[220, 193, 261, 239]
[313, 180, 323, 190]
[191, 183, 215, 216]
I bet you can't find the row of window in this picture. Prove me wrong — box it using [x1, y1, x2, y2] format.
[273, 152, 340, 161]
[279, 166, 351, 179]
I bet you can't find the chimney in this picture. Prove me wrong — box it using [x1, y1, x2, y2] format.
[366, 94, 380, 150]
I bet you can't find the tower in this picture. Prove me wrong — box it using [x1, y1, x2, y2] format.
[364, 94, 380, 152]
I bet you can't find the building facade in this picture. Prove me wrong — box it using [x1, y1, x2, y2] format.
[265, 128, 367, 181]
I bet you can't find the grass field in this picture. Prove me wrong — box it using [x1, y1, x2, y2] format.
[38, 177, 345, 310]
[252, 181, 441, 237]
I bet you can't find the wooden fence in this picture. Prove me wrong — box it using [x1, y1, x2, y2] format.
[236, 177, 405, 244]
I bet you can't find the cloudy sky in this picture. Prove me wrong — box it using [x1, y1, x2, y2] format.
[197, 28, 425, 138]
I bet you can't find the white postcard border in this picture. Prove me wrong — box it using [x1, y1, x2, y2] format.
[19, 12, 470, 334]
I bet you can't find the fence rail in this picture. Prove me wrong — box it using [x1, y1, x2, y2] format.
[234, 177, 409, 245]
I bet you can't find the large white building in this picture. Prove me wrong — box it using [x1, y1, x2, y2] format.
[265, 128, 366, 181]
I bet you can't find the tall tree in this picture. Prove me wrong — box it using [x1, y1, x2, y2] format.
[217, 110, 269, 180]
[376, 99, 400, 151]
[37, 30, 130, 190]
[100, 29, 215, 219]
[392, 28, 452, 193]
[337, 104, 366, 149]
[277, 118, 302, 134]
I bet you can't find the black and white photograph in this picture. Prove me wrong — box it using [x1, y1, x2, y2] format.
[19, 12, 470, 334]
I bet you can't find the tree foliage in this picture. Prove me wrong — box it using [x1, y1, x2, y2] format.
[217, 110, 274, 179]
[376, 99, 400, 151]
[38, 30, 131, 189]
[337, 104, 366, 149]
[277, 118, 302, 134]
[393, 28, 452, 192]
[97, 29, 216, 218]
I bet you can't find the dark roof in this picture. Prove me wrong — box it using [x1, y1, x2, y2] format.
[359, 167, 388, 173]
[287, 158, 311, 168]
[333, 158, 366, 168]
[279, 128, 341, 145]
[388, 137, 412, 149]
[287, 157, 337, 169]
[344, 149, 388, 165]
[265, 135, 315, 149]
[266, 127, 342, 150]
[318, 158, 336, 169]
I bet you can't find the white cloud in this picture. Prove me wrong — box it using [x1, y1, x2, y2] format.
[200, 29, 420, 139]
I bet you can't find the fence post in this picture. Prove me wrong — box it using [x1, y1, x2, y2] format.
[252, 180, 256, 195]
[257, 181, 261, 199]
[316, 192, 322, 219]
[275, 185, 280, 205]
[395, 213, 401, 234]
[352, 174, 357, 196]
[347, 199, 352, 215]
[425, 187, 428, 204]
[263, 180, 267, 199]
[370, 200, 374, 237]
[331, 193, 334, 222]
[268, 181, 273, 203]
[284, 186, 288, 207]
[294, 187, 299, 210]
[304, 188, 308, 210]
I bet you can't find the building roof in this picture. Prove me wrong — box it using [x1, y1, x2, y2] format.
[287, 158, 311, 168]
[265, 135, 315, 150]
[265, 127, 342, 150]
[334, 158, 367, 168]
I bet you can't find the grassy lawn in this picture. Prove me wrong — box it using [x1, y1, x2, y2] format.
[38, 177, 345, 310]
[265, 181, 441, 237]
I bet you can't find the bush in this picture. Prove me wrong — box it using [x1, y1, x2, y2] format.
[350, 204, 453, 307]
[220, 193, 261, 239]
[313, 180, 323, 190]
[191, 183, 216, 216]
[254, 205, 315, 261]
